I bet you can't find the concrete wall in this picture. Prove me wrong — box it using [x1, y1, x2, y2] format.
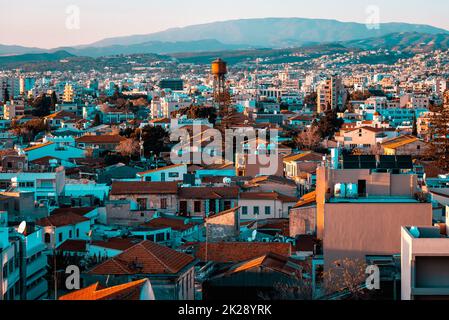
[206, 209, 239, 242]
[289, 206, 317, 237]
[323, 202, 432, 270]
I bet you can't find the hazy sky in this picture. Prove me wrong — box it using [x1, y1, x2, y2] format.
[1, 0, 448, 48]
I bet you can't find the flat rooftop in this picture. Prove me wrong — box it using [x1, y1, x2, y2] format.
[329, 196, 421, 204]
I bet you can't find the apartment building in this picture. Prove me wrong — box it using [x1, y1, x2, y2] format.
[315, 152, 432, 270]
[401, 225, 449, 300]
[0, 168, 65, 205]
[317, 76, 347, 113]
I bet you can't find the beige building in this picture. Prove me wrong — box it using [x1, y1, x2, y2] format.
[401, 225, 449, 300]
[382, 135, 430, 156]
[335, 126, 398, 151]
[316, 153, 432, 270]
[317, 76, 346, 113]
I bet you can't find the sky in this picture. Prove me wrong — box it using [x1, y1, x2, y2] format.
[1, 0, 449, 48]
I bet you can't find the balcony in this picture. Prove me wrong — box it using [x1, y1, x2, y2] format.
[26, 279, 48, 300]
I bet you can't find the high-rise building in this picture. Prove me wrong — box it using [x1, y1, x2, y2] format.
[20, 78, 36, 95]
[317, 76, 347, 113]
[0, 78, 20, 102]
[62, 83, 75, 103]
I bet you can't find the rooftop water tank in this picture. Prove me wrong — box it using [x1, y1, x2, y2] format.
[334, 183, 347, 198]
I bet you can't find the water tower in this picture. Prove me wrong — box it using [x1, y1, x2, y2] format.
[211, 58, 228, 109]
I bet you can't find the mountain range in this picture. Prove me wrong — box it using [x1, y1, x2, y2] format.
[1, 18, 449, 59]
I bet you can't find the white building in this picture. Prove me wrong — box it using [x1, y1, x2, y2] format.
[402, 225, 449, 300]
[137, 164, 187, 182]
[0, 169, 65, 205]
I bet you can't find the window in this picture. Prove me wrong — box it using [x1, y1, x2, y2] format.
[58, 233, 63, 243]
[137, 198, 147, 211]
[69, 230, 73, 238]
[44, 233, 51, 243]
[254, 206, 260, 215]
[265, 206, 271, 215]
[145, 176, 152, 182]
[168, 172, 179, 178]
[161, 198, 167, 210]
[76, 229, 79, 238]
[194, 201, 201, 213]
[242, 206, 248, 215]
[156, 233, 165, 242]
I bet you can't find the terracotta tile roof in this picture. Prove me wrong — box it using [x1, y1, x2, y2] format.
[195, 242, 292, 263]
[141, 217, 199, 232]
[111, 181, 179, 195]
[382, 135, 419, 149]
[178, 186, 239, 200]
[91, 238, 142, 251]
[30, 156, 60, 165]
[58, 240, 88, 252]
[347, 126, 396, 134]
[45, 111, 77, 120]
[239, 191, 298, 203]
[36, 212, 90, 227]
[59, 279, 149, 300]
[283, 152, 324, 163]
[137, 164, 184, 176]
[51, 207, 96, 217]
[256, 219, 290, 237]
[226, 252, 302, 276]
[24, 142, 54, 152]
[88, 241, 195, 275]
[248, 175, 297, 187]
[206, 207, 240, 221]
[293, 191, 317, 208]
[76, 134, 126, 144]
[150, 118, 171, 124]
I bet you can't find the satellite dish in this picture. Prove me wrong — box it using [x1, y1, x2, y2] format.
[17, 221, 27, 235]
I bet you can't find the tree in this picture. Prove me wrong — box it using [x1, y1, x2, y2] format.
[116, 138, 140, 159]
[11, 119, 48, 142]
[295, 126, 322, 151]
[322, 258, 369, 300]
[317, 108, 344, 139]
[304, 92, 317, 109]
[139, 126, 169, 157]
[50, 91, 58, 109]
[173, 105, 218, 125]
[428, 90, 449, 172]
[31, 94, 52, 117]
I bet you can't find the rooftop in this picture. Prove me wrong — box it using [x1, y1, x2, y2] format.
[329, 195, 421, 204]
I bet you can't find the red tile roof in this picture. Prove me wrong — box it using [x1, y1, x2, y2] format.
[141, 217, 199, 232]
[76, 135, 126, 144]
[195, 242, 292, 263]
[111, 181, 179, 195]
[58, 240, 88, 252]
[239, 191, 298, 203]
[51, 207, 96, 217]
[137, 164, 184, 176]
[88, 241, 195, 275]
[59, 279, 149, 300]
[36, 212, 90, 227]
[178, 186, 239, 200]
[91, 238, 141, 251]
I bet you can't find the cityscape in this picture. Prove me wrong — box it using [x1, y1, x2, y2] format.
[1, 0, 449, 309]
